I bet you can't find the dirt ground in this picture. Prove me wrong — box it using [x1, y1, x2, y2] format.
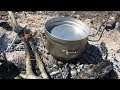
[0, 11, 120, 79]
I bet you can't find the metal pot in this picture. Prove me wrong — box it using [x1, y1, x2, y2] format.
[45, 17, 90, 61]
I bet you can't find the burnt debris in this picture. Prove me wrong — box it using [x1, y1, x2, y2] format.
[0, 11, 118, 79]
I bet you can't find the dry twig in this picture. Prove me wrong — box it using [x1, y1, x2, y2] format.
[29, 39, 49, 79]
[19, 42, 42, 79]
[8, 11, 48, 79]
[8, 11, 19, 30]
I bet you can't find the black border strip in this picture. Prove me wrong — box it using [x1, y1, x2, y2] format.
[0, 0, 120, 10]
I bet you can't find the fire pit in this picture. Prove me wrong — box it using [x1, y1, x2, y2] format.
[0, 11, 118, 79]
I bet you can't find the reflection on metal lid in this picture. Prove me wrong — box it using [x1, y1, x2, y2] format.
[51, 24, 86, 40]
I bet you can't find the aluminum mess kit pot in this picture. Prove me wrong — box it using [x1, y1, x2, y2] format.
[45, 17, 90, 61]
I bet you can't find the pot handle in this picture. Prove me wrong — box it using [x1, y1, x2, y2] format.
[87, 11, 113, 42]
[88, 28, 105, 42]
[62, 50, 77, 55]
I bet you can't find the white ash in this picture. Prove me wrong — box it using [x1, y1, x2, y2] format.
[84, 19, 91, 27]
[69, 64, 76, 69]
[50, 70, 60, 76]
[61, 64, 70, 79]
[70, 69, 77, 78]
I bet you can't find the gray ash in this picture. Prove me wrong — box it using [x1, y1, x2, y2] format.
[1, 11, 119, 79]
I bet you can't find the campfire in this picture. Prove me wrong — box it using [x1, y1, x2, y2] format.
[0, 11, 120, 79]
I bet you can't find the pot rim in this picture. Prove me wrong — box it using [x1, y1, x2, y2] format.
[45, 17, 90, 42]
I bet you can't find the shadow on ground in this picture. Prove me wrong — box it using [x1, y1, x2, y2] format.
[0, 60, 20, 79]
[0, 22, 12, 31]
[67, 43, 103, 64]
[65, 43, 118, 79]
